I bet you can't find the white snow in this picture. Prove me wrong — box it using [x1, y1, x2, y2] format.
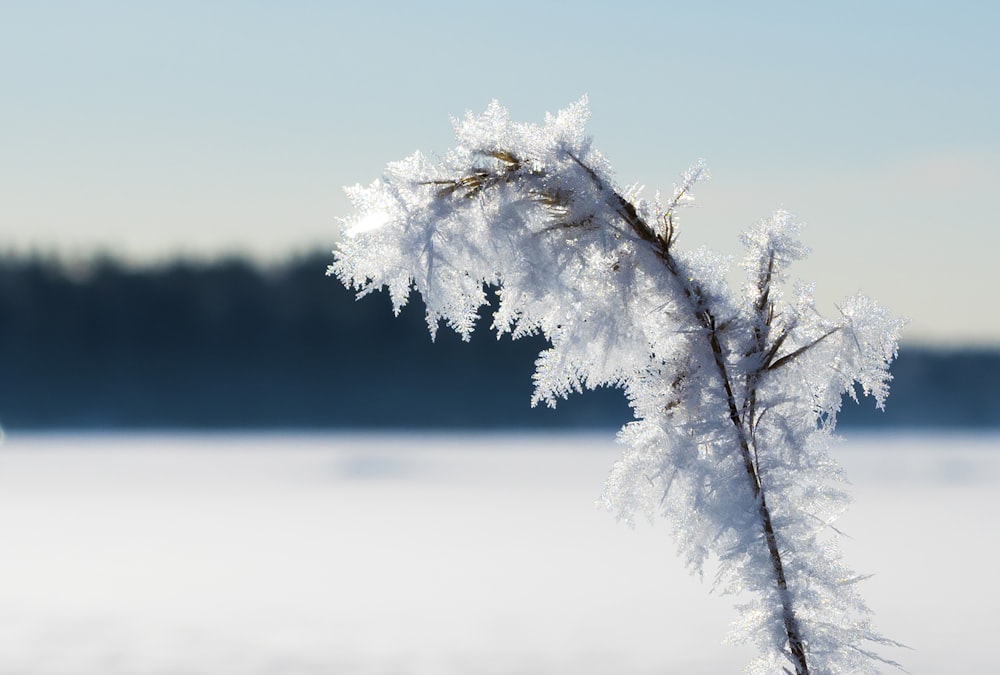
[0, 431, 993, 673]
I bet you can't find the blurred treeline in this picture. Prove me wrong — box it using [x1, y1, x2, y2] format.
[0, 253, 997, 430]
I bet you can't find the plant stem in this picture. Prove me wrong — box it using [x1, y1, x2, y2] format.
[456, 151, 812, 672]
[582, 158, 812, 674]
[706, 321, 811, 675]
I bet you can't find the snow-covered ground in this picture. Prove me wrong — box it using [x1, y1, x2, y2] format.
[0, 432, 995, 673]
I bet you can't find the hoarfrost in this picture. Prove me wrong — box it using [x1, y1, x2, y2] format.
[330, 98, 905, 674]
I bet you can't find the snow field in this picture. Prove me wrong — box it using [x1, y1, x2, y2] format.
[0, 432, 994, 673]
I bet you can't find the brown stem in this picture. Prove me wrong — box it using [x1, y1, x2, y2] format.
[706, 320, 811, 675]
[566, 153, 811, 674]
[443, 151, 812, 672]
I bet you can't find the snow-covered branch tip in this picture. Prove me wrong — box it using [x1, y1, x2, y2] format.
[329, 98, 906, 674]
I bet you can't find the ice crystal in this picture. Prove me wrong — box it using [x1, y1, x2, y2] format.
[330, 98, 905, 674]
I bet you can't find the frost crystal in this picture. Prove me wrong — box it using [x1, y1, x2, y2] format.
[330, 98, 905, 674]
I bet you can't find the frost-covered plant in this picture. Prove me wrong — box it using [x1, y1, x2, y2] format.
[329, 99, 904, 674]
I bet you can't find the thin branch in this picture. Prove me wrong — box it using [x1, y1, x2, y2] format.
[768, 327, 840, 372]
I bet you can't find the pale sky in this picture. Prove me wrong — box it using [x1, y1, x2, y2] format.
[2, 1, 998, 345]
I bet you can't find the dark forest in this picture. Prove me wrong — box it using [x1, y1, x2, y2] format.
[1, 253, 996, 430]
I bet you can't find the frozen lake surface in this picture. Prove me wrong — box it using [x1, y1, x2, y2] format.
[0, 431, 996, 673]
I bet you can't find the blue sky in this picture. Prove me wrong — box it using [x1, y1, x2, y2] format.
[2, 1, 998, 345]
